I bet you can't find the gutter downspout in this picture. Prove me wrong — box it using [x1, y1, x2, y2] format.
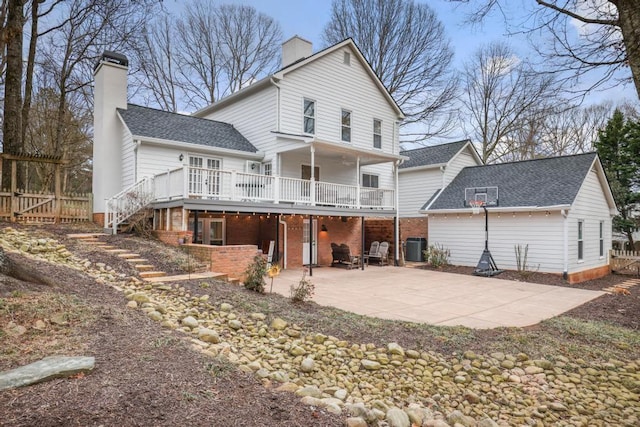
[270, 78, 281, 132]
[394, 159, 401, 266]
[561, 209, 568, 280]
[279, 216, 288, 269]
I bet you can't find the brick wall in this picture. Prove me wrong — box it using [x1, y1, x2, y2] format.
[93, 213, 105, 227]
[568, 264, 611, 284]
[153, 230, 193, 246]
[399, 217, 428, 242]
[184, 243, 261, 281]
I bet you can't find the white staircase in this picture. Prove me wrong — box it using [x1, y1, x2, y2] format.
[105, 177, 155, 233]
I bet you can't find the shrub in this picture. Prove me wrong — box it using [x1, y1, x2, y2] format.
[243, 255, 267, 293]
[514, 244, 539, 279]
[423, 244, 450, 268]
[290, 268, 315, 303]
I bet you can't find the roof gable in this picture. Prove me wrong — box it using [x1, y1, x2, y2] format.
[118, 104, 257, 153]
[274, 38, 404, 118]
[400, 140, 480, 170]
[423, 153, 604, 211]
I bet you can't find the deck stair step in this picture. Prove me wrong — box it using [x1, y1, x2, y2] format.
[139, 271, 167, 279]
[117, 253, 140, 259]
[134, 264, 156, 272]
[144, 271, 227, 283]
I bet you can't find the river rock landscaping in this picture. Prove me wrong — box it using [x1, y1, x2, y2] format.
[1, 225, 639, 426]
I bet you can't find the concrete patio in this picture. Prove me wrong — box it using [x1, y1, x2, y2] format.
[269, 266, 605, 329]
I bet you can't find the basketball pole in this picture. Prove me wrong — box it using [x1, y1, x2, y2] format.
[483, 205, 488, 251]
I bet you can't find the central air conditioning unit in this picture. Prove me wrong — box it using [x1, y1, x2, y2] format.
[246, 160, 261, 173]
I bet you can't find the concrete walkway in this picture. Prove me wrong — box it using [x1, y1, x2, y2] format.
[270, 266, 605, 329]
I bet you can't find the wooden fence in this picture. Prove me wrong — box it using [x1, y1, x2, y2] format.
[610, 250, 640, 276]
[0, 190, 92, 224]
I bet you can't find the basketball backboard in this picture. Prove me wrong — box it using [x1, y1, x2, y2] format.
[464, 186, 499, 207]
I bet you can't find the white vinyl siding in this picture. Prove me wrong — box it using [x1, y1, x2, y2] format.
[428, 211, 565, 273]
[443, 149, 481, 184]
[136, 144, 245, 179]
[203, 85, 277, 153]
[278, 47, 399, 153]
[121, 127, 135, 188]
[566, 167, 612, 273]
[398, 169, 443, 217]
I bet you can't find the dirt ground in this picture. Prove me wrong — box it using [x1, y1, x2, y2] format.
[1, 223, 639, 426]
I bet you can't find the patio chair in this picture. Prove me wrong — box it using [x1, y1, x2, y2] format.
[365, 241, 380, 258]
[331, 243, 360, 269]
[366, 241, 389, 266]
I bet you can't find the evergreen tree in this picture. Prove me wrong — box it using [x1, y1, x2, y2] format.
[595, 110, 640, 249]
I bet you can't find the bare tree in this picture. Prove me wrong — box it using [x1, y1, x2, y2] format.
[461, 42, 558, 162]
[134, 14, 181, 112]
[323, 0, 458, 141]
[174, 2, 282, 110]
[3, 0, 23, 156]
[215, 4, 282, 95]
[451, 0, 640, 99]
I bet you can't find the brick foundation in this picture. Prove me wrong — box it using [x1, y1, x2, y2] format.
[184, 243, 260, 281]
[93, 213, 105, 227]
[567, 264, 611, 284]
[399, 217, 428, 242]
[153, 230, 193, 246]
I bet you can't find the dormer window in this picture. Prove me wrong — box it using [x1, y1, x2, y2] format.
[343, 52, 351, 65]
[303, 98, 315, 134]
[341, 109, 351, 142]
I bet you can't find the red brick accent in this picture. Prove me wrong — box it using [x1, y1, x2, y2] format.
[184, 243, 260, 281]
[93, 213, 105, 227]
[153, 230, 193, 246]
[399, 217, 428, 242]
[568, 264, 611, 284]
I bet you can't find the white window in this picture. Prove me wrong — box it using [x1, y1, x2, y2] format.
[343, 51, 351, 65]
[263, 162, 272, 176]
[578, 220, 584, 261]
[599, 221, 604, 257]
[341, 109, 351, 142]
[373, 119, 382, 149]
[303, 99, 315, 134]
[362, 173, 379, 188]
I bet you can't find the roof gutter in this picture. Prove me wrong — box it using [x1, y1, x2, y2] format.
[135, 135, 264, 160]
[421, 204, 572, 215]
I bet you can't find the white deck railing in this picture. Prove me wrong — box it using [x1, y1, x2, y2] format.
[151, 166, 395, 209]
[105, 176, 155, 232]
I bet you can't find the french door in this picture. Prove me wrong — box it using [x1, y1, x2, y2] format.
[189, 156, 221, 197]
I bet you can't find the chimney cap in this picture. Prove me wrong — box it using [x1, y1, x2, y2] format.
[95, 50, 128, 70]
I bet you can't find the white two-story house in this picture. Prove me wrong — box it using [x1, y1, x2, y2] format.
[92, 37, 406, 277]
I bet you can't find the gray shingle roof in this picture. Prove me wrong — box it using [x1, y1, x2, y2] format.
[400, 140, 472, 169]
[423, 153, 598, 211]
[118, 104, 257, 153]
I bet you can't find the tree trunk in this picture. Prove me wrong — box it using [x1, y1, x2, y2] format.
[614, 0, 640, 99]
[21, 0, 42, 145]
[2, 0, 24, 188]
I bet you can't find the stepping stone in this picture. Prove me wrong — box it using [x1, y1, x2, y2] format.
[139, 271, 167, 279]
[117, 253, 140, 259]
[104, 249, 128, 254]
[0, 356, 95, 391]
[100, 246, 116, 250]
[227, 277, 241, 285]
[126, 258, 148, 263]
[144, 271, 227, 283]
[134, 264, 155, 272]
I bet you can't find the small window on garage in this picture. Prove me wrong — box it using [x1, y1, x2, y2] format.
[578, 220, 584, 261]
[343, 51, 351, 65]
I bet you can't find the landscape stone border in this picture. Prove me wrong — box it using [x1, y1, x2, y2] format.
[1, 227, 639, 427]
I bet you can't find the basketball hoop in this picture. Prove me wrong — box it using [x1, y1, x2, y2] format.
[470, 200, 485, 215]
